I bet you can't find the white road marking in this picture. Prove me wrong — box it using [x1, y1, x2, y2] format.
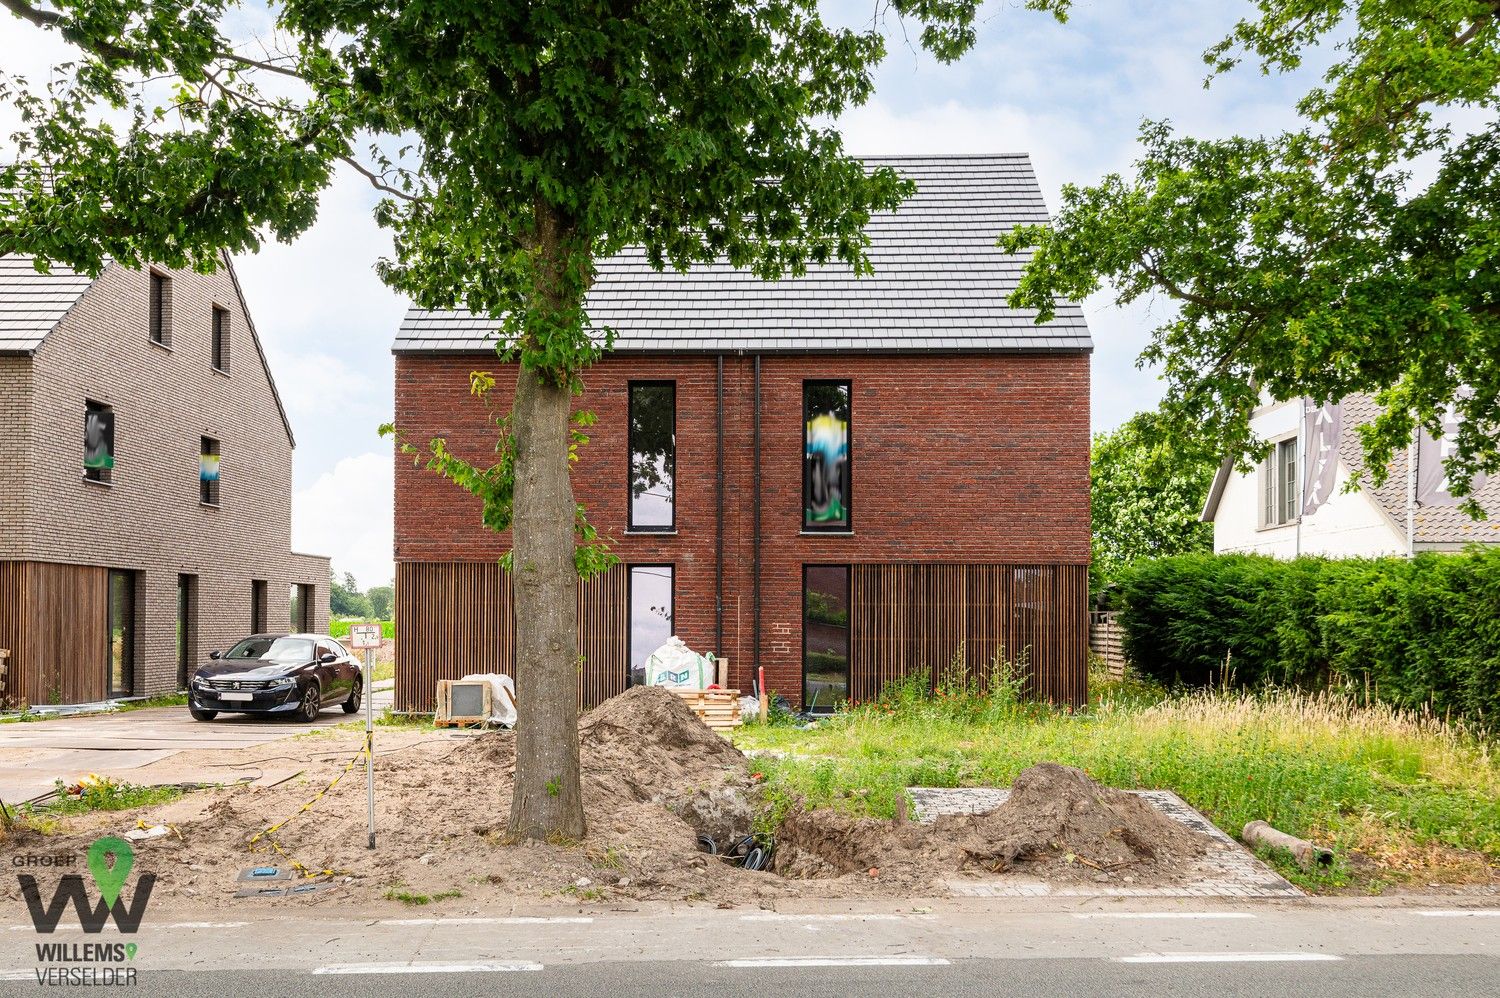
[377, 916, 592, 926]
[738, 913, 930, 922]
[313, 962, 543, 975]
[0, 971, 37, 982]
[714, 956, 951, 968]
[1117, 952, 1343, 964]
[164, 921, 250, 929]
[1415, 910, 1500, 918]
[1075, 912, 1255, 920]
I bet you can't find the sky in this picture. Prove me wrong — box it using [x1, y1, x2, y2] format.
[2, 1, 1335, 588]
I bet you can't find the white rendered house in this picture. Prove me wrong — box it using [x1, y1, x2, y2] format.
[1202, 394, 1500, 558]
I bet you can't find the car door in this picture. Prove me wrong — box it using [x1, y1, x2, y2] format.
[331, 639, 359, 700]
[315, 641, 345, 701]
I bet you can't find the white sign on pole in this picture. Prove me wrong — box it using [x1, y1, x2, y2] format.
[349, 623, 382, 649]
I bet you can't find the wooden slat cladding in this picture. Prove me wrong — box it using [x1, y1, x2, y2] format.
[396, 561, 629, 713]
[0, 560, 109, 707]
[849, 563, 1087, 707]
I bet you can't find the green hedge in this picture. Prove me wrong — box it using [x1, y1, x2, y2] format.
[328, 619, 395, 640]
[1113, 550, 1500, 726]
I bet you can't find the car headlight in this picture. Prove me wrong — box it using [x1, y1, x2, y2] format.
[267, 677, 295, 689]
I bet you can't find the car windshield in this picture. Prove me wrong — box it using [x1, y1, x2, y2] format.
[223, 637, 314, 665]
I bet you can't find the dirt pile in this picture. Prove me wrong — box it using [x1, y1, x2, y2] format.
[774, 763, 1209, 888]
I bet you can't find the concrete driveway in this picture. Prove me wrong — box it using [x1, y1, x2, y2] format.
[0, 683, 394, 804]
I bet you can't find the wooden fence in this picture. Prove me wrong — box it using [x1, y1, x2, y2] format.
[1089, 610, 1127, 679]
[0, 560, 109, 707]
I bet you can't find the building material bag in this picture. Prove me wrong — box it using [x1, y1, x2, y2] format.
[643, 637, 715, 689]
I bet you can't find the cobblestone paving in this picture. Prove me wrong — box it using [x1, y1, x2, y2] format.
[907, 786, 1303, 899]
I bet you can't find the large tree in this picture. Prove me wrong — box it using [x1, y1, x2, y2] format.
[0, 0, 1069, 839]
[1089, 410, 1217, 591]
[1003, 1, 1500, 514]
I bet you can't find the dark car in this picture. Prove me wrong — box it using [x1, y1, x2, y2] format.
[188, 633, 363, 722]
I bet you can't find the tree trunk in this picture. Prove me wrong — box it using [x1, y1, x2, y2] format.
[507, 363, 586, 840]
[507, 202, 587, 842]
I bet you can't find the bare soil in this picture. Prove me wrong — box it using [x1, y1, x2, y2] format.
[0, 689, 1224, 912]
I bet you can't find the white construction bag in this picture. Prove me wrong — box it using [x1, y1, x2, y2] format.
[460, 673, 518, 727]
[642, 637, 715, 689]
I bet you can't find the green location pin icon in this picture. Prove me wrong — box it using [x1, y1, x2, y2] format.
[86, 836, 134, 908]
[124, 944, 137, 961]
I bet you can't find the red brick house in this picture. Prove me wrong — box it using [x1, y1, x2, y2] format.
[392, 155, 1092, 712]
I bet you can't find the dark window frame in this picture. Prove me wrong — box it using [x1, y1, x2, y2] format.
[626, 563, 675, 687]
[83, 399, 115, 485]
[251, 579, 268, 634]
[176, 573, 197, 690]
[801, 563, 851, 713]
[627, 380, 677, 533]
[211, 304, 230, 373]
[148, 270, 171, 347]
[107, 569, 136, 698]
[200, 436, 221, 506]
[801, 380, 853, 532]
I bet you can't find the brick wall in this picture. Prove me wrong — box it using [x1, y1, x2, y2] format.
[0, 258, 329, 699]
[0, 357, 32, 559]
[395, 351, 1090, 703]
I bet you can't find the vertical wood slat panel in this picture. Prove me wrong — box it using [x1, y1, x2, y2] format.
[396, 561, 629, 714]
[845, 563, 1087, 708]
[0, 561, 109, 707]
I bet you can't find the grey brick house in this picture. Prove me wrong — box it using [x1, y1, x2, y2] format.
[0, 252, 329, 707]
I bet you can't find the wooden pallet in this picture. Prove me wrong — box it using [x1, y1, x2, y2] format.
[668, 688, 742, 732]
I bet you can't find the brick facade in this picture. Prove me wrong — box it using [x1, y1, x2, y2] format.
[0, 256, 329, 702]
[395, 351, 1089, 704]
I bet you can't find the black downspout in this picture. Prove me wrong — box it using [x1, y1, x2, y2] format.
[752, 354, 763, 687]
[715, 354, 725, 657]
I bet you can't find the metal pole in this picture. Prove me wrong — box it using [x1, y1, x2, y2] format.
[365, 644, 375, 849]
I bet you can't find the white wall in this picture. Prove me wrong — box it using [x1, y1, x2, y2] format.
[1211, 399, 1406, 558]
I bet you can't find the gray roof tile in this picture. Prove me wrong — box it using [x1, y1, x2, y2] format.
[0, 255, 98, 353]
[394, 155, 1091, 355]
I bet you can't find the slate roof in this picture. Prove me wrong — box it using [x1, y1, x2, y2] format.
[1336, 393, 1500, 548]
[394, 154, 1091, 355]
[0, 255, 98, 353]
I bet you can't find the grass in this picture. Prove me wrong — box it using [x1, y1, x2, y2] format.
[733, 664, 1500, 891]
[3, 777, 187, 837]
[383, 885, 462, 906]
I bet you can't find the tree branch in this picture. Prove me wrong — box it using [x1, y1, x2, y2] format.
[0, 0, 303, 78]
[339, 154, 419, 203]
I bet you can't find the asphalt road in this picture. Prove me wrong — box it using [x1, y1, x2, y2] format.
[3, 899, 1497, 996]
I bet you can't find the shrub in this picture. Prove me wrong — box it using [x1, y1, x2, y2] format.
[1114, 550, 1500, 727]
[328, 619, 395, 640]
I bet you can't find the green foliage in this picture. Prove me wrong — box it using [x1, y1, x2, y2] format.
[1114, 550, 1500, 726]
[327, 619, 394, 640]
[1090, 409, 1217, 590]
[366, 585, 393, 621]
[737, 687, 1500, 889]
[1001, 1, 1500, 513]
[330, 571, 372, 619]
[29, 778, 183, 816]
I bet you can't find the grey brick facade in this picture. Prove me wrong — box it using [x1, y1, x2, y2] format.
[0, 253, 329, 703]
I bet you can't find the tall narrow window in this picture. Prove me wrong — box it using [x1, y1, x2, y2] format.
[211, 305, 230, 372]
[1262, 437, 1299, 526]
[290, 583, 313, 631]
[108, 569, 135, 697]
[177, 574, 197, 689]
[627, 565, 674, 687]
[628, 382, 675, 530]
[149, 271, 171, 346]
[803, 381, 852, 531]
[83, 400, 115, 484]
[803, 565, 849, 712]
[200, 437, 221, 505]
[251, 580, 268, 634]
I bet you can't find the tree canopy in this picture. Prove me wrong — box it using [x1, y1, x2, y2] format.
[1002, 0, 1500, 515]
[1089, 410, 1217, 590]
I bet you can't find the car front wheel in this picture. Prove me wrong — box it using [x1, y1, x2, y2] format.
[297, 683, 321, 722]
[188, 702, 217, 722]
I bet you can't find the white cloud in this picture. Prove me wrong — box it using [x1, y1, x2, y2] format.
[293, 451, 393, 590]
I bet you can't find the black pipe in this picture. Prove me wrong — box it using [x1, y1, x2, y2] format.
[715, 354, 725, 657]
[752, 354, 762, 683]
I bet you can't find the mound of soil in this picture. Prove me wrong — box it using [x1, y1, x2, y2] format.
[773, 763, 1209, 888]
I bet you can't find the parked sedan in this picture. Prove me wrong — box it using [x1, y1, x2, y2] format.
[189, 634, 363, 722]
